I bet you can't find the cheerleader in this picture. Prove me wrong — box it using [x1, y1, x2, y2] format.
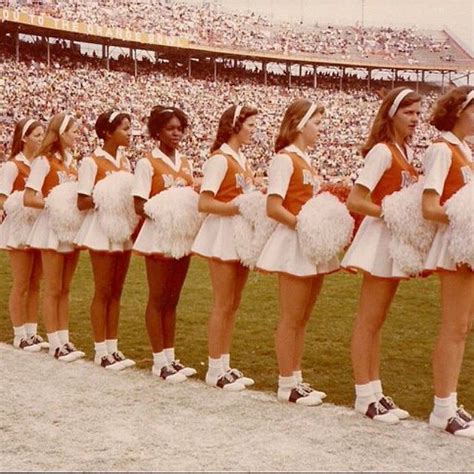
[341, 88, 421, 423]
[192, 105, 257, 390]
[0, 118, 46, 351]
[422, 86, 474, 438]
[256, 99, 338, 405]
[23, 113, 84, 362]
[75, 110, 135, 370]
[132, 106, 196, 383]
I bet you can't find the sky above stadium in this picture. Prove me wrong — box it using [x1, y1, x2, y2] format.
[200, 0, 474, 55]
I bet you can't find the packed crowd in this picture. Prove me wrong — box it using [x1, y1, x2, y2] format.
[3, 0, 463, 65]
[0, 45, 449, 182]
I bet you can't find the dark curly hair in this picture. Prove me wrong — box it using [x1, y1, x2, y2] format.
[95, 110, 131, 140]
[430, 85, 474, 132]
[211, 105, 258, 152]
[148, 106, 188, 140]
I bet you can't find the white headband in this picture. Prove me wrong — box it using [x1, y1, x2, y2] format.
[109, 111, 121, 123]
[232, 105, 243, 128]
[158, 108, 174, 115]
[21, 118, 36, 139]
[388, 89, 414, 118]
[461, 90, 474, 111]
[59, 114, 72, 135]
[297, 103, 318, 132]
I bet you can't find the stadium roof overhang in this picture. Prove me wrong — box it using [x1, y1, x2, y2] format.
[1, 18, 472, 75]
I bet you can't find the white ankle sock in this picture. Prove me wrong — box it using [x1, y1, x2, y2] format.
[370, 379, 383, 400]
[47, 332, 61, 353]
[153, 351, 168, 370]
[221, 354, 231, 372]
[278, 375, 297, 391]
[57, 330, 69, 344]
[25, 323, 38, 338]
[451, 392, 458, 410]
[106, 339, 118, 353]
[355, 383, 376, 410]
[94, 341, 108, 359]
[13, 326, 27, 340]
[207, 357, 223, 378]
[294, 370, 303, 384]
[433, 395, 456, 420]
[164, 348, 175, 363]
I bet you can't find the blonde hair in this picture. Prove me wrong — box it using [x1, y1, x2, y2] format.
[275, 99, 324, 153]
[36, 113, 76, 159]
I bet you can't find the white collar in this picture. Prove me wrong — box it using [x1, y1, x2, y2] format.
[285, 144, 312, 167]
[14, 152, 31, 167]
[53, 151, 72, 166]
[220, 143, 246, 169]
[94, 147, 123, 167]
[441, 131, 472, 161]
[151, 147, 182, 173]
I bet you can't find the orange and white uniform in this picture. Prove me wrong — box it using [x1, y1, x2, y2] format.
[192, 143, 254, 261]
[74, 147, 132, 252]
[131, 147, 194, 256]
[25, 152, 78, 253]
[423, 131, 473, 272]
[341, 142, 418, 278]
[0, 153, 32, 249]
[257, 144, 339, 277]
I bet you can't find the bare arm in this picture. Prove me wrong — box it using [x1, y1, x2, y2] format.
[198, 191, 239, 216]
[346, 183, 383, 218]
[422, 190, 449, 224]
[23, 187, 45, 209]
[77, 193, 94, 211]
[266, 194, 297, 229]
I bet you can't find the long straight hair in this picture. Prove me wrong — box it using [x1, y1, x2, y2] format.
[275, 99, 324, 153]
[10, 117, 43, 160]
[36, 113, 76, 159]
[361, 87, 421, 157]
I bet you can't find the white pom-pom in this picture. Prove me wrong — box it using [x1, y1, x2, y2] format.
[297, 192, 354, 266]
[232, 191, 277, 269]
[3, 191, 40, 246]
[92, 171, 139, 244]
[382, 181, 437, 275]
[144, 186, 204, 259]
[445, 181, 474, 268]
[45, 182, 85, 243]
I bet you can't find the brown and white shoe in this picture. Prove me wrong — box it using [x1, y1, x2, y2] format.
[171, 360, 196, 377]
[430, 412, 474, 438]
[13, 337, 42, 353]
[54, 344, 82, 362]
[227, 368, 254, 386]
[278, 385, 323, 406]
[95, 354, 126, 371]
[63, 342, 85, 361]
[457, 406, 473, 425]
[111, 351, 135, 368]
[357, 401, 400, 424]
[152, 364, 187, 383]
[29, 334, 50, 350]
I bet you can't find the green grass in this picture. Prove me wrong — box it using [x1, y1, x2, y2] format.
[0, 252, 472, 419]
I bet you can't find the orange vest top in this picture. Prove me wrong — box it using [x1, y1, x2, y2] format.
[91, 153, 129, 185]
[146, 152, 193, 197]
[370, 143, 418, 206]
[211, 152, 254, 203]
[437, 139, 473, 205]
[281, 151, 320, 216]
[41, 154, 77, 197]
[11, 158, 31, 192]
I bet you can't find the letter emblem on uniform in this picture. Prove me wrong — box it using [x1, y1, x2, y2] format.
[163, 174, 175, 188]
[401, 171, 416, 188]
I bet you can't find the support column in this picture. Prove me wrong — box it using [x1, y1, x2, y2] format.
[15, 30, 19, 62]
[46, 37, 50, 69]
[134, 49, 138, 77]
[287, 63, 291, 88]
[213, 57, 217, 82]
[188, 55, 192, 78]
[263, 61, 267, 86]
[313, 65, 317, 88]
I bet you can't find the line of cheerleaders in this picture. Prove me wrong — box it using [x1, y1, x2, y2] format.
[0, 86, 473, 438]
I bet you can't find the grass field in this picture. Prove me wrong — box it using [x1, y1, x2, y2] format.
[0, 251, 472, 419]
